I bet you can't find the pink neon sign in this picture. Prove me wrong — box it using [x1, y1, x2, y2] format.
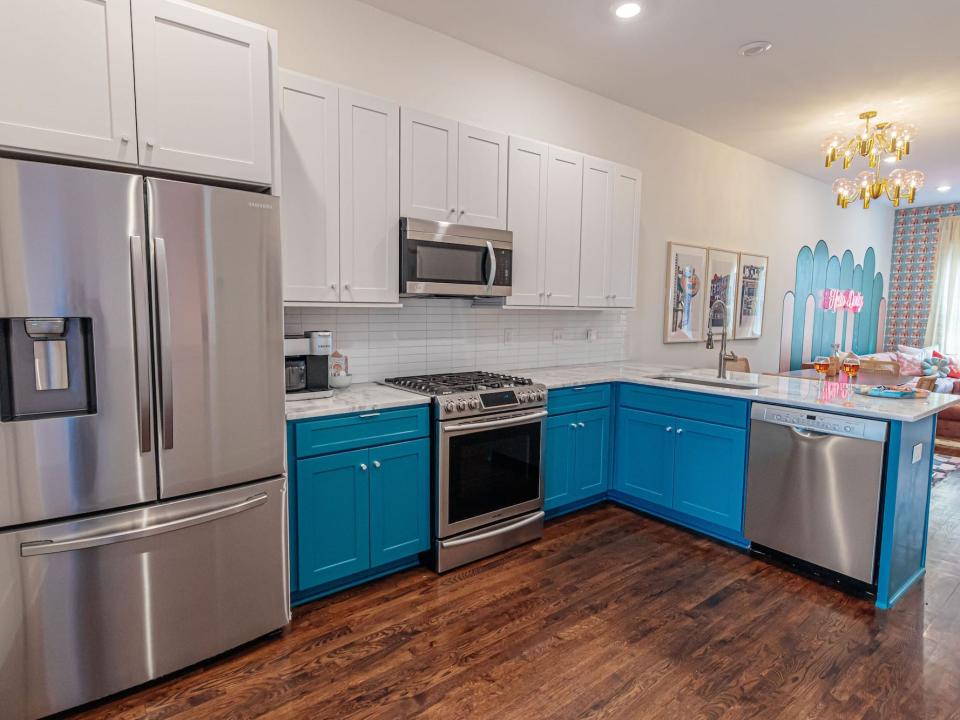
[822, 288, 864, 313]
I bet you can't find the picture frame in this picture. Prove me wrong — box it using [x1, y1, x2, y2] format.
[664, 243, 708, 343]
[704, 249, 739, 338]
[734, 253, 768, 340]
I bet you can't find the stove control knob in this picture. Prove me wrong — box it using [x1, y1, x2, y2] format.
[444, 401, 455, 413]
[537, 390, 546, 401]
[469, 398, 480, 410]
[518, 393, 527, 403]
[457, 400, 467, 411]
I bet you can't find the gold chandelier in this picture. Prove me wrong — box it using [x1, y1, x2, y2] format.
[823, 110, 924, 208]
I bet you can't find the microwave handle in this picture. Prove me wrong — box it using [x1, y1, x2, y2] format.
[484, 241, 496, 293]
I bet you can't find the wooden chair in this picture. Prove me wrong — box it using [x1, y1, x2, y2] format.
[858, 358, 901, 376]
[916, 375, 938, 391]
[726, 355, 751, 373]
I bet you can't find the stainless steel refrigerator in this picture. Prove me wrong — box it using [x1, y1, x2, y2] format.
[0, 158, 289, 719]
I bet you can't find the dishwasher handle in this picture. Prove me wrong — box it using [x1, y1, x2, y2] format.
[790, 426, 831, 440]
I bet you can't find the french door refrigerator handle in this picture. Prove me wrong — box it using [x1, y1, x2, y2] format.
[19, 493, 269, 556]
[155, 235, 174, 450]
[129, 234, 152, 454]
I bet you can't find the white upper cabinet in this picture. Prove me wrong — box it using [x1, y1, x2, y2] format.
[279, 71, 340, 304]
[400, 108, 458, 223]
[506, 136, 549, 307]
[0, 0, 137, 164]
[458, 124, 508, 229]
[131, 0, 273, 184]
[543, 147, 583, 307]
[339, 89, 400, 304]
[608, 165, 642, 308]
[578, 156, 615, 307]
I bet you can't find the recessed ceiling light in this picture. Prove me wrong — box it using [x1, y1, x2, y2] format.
[612, 2, 642, 19]
[938, 185, 952, 192]
[738, 41, 773, 57]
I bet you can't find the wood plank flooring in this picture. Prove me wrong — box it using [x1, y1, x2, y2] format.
[67, 480, 960, 720]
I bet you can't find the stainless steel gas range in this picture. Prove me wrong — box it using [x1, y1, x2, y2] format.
[382, 372, 547, 572]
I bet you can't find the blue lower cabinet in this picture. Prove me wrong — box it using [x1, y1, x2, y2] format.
[613, 407, 675, 508]
[672, 419, 746, 532]
[369, 438, 431, 566]
[544, 415, 576, 510]
[296, 449, 371, 589]
[573, 407, 609, 498]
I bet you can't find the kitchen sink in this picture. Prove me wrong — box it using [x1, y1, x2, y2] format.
[651, 374, 762, 390]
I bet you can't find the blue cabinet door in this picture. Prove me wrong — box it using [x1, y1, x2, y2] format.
[544, 414, 576, 511]
[672, 418, 747, 531]
[573, 408, 609, 500]
[369, 438, 431, 566]
[613, 407, 675, 508]
[296, 449, 371, 589]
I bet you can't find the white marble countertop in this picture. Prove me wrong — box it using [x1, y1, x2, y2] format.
[514, 362, 960, 423]
[285, 382, 428, 420]
[285, 363, 960, 423]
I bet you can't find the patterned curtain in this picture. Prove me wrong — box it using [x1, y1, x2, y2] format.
[926, 216, 960, 354]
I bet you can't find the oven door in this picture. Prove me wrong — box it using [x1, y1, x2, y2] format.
[438, 409, 545, 538]
[401, 235, 512, 296]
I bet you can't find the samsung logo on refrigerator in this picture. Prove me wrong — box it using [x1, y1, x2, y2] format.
[248, 201, 274, 210]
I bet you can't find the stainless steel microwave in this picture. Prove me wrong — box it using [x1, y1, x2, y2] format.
[400, 218, 512, 297]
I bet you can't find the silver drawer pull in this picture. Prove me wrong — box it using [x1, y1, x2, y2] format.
[358, 413, 381, 419]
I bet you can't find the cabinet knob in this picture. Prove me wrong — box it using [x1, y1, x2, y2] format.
[578, 422, 585, 428]
[450, 208, 456, 214]
[360, 463, 368, 471]
[330, 283, 337, 289]
[373, 460, 381, 469]
[120, 135, 129, 144]
[145, 139, 156, 149]
[665, 426, 673, 432]
[344, 283, 351, 290]
[570, 422, 578, 429]
[546, 291, 552, 297]
[459, 209, 465, 215]
[676, 428, 683, 435]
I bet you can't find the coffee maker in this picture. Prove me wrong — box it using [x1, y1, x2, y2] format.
[284, 331, 333, 400]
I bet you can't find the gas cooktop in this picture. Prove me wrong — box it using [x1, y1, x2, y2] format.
[382, 371, 536, 396]
[381, 371, 546, 420]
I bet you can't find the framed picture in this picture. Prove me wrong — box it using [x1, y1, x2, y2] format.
[664, 243, 707, 343]
[734, 253, 768, 339]
[704, 249, 739, 338]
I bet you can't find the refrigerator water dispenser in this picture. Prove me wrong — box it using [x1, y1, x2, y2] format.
[0, 317, 97, 421]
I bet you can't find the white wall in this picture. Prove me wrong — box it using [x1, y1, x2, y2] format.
[198, 0, 894, 373]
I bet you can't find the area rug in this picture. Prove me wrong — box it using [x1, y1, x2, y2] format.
[932, 454, 960, 486]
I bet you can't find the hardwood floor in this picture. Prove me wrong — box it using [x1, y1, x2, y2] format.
[67, 482, 960, 720]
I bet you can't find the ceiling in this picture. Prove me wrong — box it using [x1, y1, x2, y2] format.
[359, 0, 960, 206]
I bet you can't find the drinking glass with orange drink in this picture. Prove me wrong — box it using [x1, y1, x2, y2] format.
[841, 356, 860, 381]
[813, 356, 831, 378]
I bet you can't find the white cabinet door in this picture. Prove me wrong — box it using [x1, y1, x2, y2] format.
[0, 0, 137, 164]
[543, 146, 583, 307]
[608, 165, 642, 308]
[131, 0, 272, 184]
[400, 108, 458, 223]
[458, 124, 507, 230]
[506, 136, 548, 307]
[339, 89, 400, 304]
[279, 71, 340, 303]
[578, 156, 615, 307]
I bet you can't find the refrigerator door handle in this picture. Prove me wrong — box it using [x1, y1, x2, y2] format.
[129, 235, 152, 454]
[155, 235, 174, 450]
[19, 492, 269, 557]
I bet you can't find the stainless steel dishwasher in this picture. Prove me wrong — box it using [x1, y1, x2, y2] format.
[744, 403, 888, 585]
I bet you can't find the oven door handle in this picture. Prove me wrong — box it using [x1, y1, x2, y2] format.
[484, 240, 496, 293]
[440, 511, 545, 548]
[441, 410, 547, 433]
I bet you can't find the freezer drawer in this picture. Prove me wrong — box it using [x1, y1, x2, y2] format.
[0, 476, 290, 720]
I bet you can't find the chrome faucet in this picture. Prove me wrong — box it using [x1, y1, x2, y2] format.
[705, 300, 737, 378]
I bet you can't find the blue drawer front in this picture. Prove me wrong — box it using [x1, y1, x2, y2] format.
[294, 405, 429, 458]
[547, 383, 611, 415]
[617, 384, 748, 428]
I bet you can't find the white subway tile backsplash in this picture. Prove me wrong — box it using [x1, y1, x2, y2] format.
[287, 299, 627, 382]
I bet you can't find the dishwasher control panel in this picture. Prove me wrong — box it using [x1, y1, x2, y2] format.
[752, 404, 888, 442]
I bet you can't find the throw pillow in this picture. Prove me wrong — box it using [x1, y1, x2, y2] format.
[896, 351, 923, 376]
[922, 357, 950, 378]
